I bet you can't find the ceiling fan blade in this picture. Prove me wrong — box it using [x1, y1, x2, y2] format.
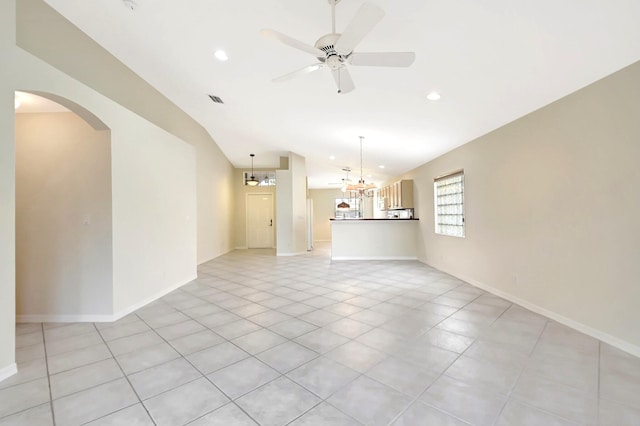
[334, 2, 385, 56]
[332, 68, 355, 94]
[348, 52, 416, 67]
[260, 29, 324, 57]
[272, 63, 325, 83]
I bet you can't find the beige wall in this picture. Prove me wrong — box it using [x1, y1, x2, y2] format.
[0, 0, 207, 377]
[16, 112, 112, 319]
[309, 188, 344, 241]
[276, 153, 308, 256]
[403, 60, 640, 355]
[233, 169, 277, 249]
[0, 0, 17, 377]
[110, 111, 197, 316]
[16, 0, 235, 264]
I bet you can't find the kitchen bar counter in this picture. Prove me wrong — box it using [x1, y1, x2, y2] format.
[330, 218, 419, 221]
[331, 219, 419, 260]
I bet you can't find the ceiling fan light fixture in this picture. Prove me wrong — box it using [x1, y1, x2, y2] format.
[262, 1, 414, 94]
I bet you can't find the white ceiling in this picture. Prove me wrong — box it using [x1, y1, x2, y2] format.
[43, 0, 640, 188]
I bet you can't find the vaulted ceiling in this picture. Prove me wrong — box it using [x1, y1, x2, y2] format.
[43, 0, 640, 187]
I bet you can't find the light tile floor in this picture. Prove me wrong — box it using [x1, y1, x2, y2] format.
[2, 245, 640, 425]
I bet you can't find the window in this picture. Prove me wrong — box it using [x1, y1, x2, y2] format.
[243, 171, 276, 186]
[434, 170, 465, 237]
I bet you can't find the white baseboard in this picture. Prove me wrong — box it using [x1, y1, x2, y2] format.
[17, 314, 115, 323]
[0, 363, 17, 383]
[16, 274, 197, 324]
[112, 274, 197, 321]
[331, 256, 417, 261]
[277, 251, 307, 257]
[437, 267, 640, 358]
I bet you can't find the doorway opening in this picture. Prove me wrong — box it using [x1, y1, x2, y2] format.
[14, 91, 112, 322]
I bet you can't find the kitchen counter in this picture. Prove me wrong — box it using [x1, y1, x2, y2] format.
[330, 218, 419, 221]
[330, 219, 419, 260]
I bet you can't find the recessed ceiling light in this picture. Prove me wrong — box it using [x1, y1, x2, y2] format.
[214, 50, 228, 61]
[427, 92, 441, 101]
[329, 155, 335, 160]
[379, 165, 385, 169]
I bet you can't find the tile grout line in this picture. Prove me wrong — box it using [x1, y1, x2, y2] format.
[488, 311, 549, 425]
[133, 312, 265, 426]
[91, 322, 158, 426]
[14, 252, 618, 425]
[38, 323, 57, 426]
[597, 340, 601, 426]
[162, 271, 401, 424]
[385, 288, 518, 425]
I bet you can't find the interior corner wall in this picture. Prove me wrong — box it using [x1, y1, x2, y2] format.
[309, 188, 344, 241]
[110, 115, 197, 315]
[276, 153, 307, 256]
[233, 169, 277, 249]
[404, 60, 640, 355]
[195, 140, 234, 264]
[15, 112, 113, 320]
[290, 153, 308, 254]
[275, 169, 293, 256]
[16, 0, 235, 265]
[8, 50, 199, 320]
[0, 0, 17, 378]
[1, 0, 212, 380]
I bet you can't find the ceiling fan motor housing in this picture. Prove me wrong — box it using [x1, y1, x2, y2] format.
[315, 33, 347, 70]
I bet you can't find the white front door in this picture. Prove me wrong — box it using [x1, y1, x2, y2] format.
[247, 193, 274, 248]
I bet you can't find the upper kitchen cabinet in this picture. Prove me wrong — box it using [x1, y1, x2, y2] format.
[380, 179, 414, 210]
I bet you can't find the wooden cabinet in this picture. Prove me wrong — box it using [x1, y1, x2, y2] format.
[379, 179, 413, 210]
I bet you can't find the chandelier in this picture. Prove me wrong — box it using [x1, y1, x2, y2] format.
[346, 136, 377, 196]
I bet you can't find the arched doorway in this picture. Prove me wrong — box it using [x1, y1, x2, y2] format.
[14, 91, 112, 322]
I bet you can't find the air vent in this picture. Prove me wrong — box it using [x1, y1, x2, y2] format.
[208, 95, 224, 104]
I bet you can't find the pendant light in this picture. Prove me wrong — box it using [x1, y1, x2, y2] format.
[340, 168, 352, 193]
[347, 136, 376, 195]
[246, 154, 260, 186]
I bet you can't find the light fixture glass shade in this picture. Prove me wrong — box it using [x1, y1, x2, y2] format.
[246, 153, 259, 186]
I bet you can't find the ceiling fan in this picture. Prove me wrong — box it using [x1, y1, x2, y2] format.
[328, 168, 353, 191]
[261, 0, 415, 94]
